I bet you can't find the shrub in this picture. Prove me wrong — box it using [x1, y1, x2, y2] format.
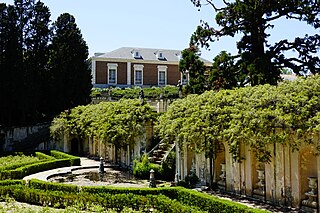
[133, 154, 163, 179]
[49, 150, 80, 166]
[0, 180, 268, 213]
[0, 151, 80, 180]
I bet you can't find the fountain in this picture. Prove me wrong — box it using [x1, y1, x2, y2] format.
[48, 161, 147, 187]
[301, 177, 318, 213]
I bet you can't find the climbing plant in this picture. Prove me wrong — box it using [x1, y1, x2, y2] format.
[50, 99, 156, 147]
[156, 75, 320, 163]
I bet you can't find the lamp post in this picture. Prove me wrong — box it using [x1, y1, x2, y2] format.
[99, 157, 104, 180]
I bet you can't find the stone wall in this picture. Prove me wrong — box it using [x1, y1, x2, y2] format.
[177, 140, 320, 211]
[0, 123, 51, 152]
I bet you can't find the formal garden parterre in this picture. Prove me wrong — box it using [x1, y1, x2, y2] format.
[0, 151, 268, 212]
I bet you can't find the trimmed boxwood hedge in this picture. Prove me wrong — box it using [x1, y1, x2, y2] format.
[24, 179, 268, 213]
[49, 150, 80, 166]
[0, 150, 80, 180]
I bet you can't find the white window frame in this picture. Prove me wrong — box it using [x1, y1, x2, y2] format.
[107, 63, 118, 85]
[134, 64, 144, 85]
[157, 65, 167, 86]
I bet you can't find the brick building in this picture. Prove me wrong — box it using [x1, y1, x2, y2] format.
[91, 47, 211, 88]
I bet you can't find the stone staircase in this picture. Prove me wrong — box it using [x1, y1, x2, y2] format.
[148, 141, 175, 165]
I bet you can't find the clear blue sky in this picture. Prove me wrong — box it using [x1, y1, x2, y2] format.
[2, 0, 319, 61]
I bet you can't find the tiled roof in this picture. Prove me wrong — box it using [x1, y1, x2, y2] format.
[94, 47, 211, 64]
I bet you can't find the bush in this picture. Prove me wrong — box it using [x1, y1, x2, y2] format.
[133, 154, 163, 179]
[49, 150, 80, 166]
[0, 151, 80, 180]
[0, 180, 268, 213]
[161, 150, 176, 181]
[91, 86, 179, 100]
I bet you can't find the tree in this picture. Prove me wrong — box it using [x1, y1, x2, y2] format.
[0, 3, 22, 126]
[49, 13, 92, 115]
[0, 2, 91, 127]
[23, 0, 51, 122]
[190, 0, 320, 86]
[179, 45, 206, 94]
[209, 51, 246, 90]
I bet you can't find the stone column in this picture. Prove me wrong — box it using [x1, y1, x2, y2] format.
[290, 151, 300, 207]
[63, 133, 69, 153]
[244, 145, 253, 196]
[265, 144, 275, 203]
[275, 143, 285, 205]
[127, 62, 131, 85]
[183, 143, 188, 179]
[225, 144, 233, 191]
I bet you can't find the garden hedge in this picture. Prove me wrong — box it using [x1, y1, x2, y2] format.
[0, 150, 80, 180]
[25, 179, 268, 213]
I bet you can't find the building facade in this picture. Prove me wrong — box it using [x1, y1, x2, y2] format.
[91, 47, 211, 88]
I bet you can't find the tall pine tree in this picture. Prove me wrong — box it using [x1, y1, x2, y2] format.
[0, 2, 92, 127]
[0, 3, 21, 126]
[49, 13, 92, 114]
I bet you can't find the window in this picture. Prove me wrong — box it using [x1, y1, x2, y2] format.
[135, 70, 142, 85]
[157, 65, 167, 86]
[159, 71, 166, 85]
[157, 51, 165, 60]
[107, 63, 118, 85]
[134, 64, 144, 85]
[109, 69, 116, 84]
[133, 51, 142, 59]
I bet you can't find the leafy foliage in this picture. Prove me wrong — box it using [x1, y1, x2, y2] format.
[133, 154, 163, 180]
[91, 86, 179, 100]
[0, 151, 80, 180]
[0, 179, 268, 213]
[209, 51, 246, 90]
[190, 0, 319, 87]
[156, 75, 320, 162]
[50, 99, 156, 147]
[179, 45, 206, 94]
[0, 154, 40, 170]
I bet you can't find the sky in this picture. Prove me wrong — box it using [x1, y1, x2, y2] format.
[2, 0, 319, 61]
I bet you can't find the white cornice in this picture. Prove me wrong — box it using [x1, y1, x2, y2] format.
[91, 57, 212, 67]
[91, 57, 180, 65]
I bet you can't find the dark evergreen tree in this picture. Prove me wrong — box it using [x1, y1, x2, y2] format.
[49, 13, 92, 114]
[208, 51, 245, 90]
[179, 45, 206, 94]
[13, 0, 35, 124]
[25, 1, 51, 121]
[0, 3, 23, 126]
[0, 2, 91, 127]
[190, 0, 320, 86]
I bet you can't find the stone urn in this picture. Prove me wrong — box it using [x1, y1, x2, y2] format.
[307, 177, 318, 195]
[302, 177, 318, 210]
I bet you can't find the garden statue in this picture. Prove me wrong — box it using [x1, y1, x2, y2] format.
[139, 89, 144, 104]
[177, 80, 182, 98]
